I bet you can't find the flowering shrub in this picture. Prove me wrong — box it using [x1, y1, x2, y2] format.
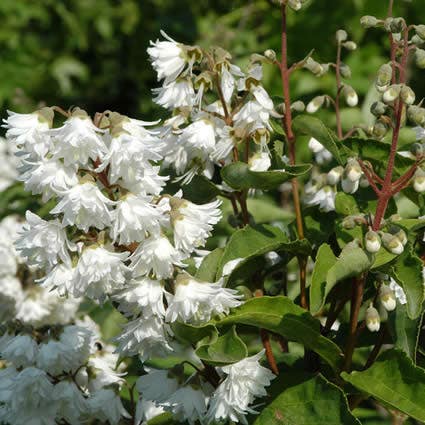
[1, 0, 425, 424]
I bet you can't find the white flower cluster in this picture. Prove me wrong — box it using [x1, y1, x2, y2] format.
[0, 137, 18, 192]
[148, 32, 278, 183]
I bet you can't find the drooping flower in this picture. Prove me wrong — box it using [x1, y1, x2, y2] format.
[308, 137, 332, 164]
[136, 368, 179, 404]
[87, 389, 130, 425]
[0, 335, 38, 368]
[153, 78, 196, 109]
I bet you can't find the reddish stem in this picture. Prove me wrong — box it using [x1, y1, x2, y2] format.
[335, 43, 343, 139]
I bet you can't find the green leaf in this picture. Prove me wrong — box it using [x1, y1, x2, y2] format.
[217, 224, 311, 279]
[172, 322, 218, 346]
[214, 296, 343, 370]
[221, 161, 311, 191]
[310, 244, 338, 315]
[147, 412, 175, 425]
[334, 193, 360, 216]
[195, 326, 248, 365]
[342, 349, 425, 422]
[389, 248, 424, 319]
[254, 373, 360, 425]
[292, 115, 344, 164]
[327, 246, 374, 289]
[371, 248, 397, 270]
[166, 174, 221, 204]
[388, 304, 423, 361]
[195, 248, 224, 282]
[396, 218, 425, 233]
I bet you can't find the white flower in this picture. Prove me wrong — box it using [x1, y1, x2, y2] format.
[39, 263, 74, 296]
[365, 304, 380, 332]
[19, 156, 78, 201]
[2, 108, 53, 158]
[36, 340, 71, 375]
[341, 177, 359, 194]
[50, 181, 115, 232]
[52, 381, 87, 424]
[111, 194, 164, 244]
[180, 118, 216, 153]
[249, 151, 271, 171]
[87, 389, 130, 425]
[58, 325, 92, 370]
[153, 79, 195, 109]
[389, 278, 407, 305]
[136, 399, 165, 425]
[87, 347, 124, 391]
[70, 245, 130, 300]
[233, 101, 273, 135]
[0, 138, 19, 191]
[210, 126, 236, 163]
[166, 385, 208, 425]
[345, 159, 363, 182]
[0, 276, 22, 321]
[1, 335, 38, 368]
[165, 274, 242, 324]
[114, 316, 172, 361]
[112, 277, 167, 318]
[206, 350, 275, 424]
[130, 234, 184, 279]
[51, 110, 107, 166]
[308, 137, 332, 164]
[171, 198, 222, 254]
[379, 284, 396, 312]
[148, 31, 188, 83]
[222, 258, 244, 277]
[304, 186, 335, 212]
[365, 231, 381, 253]
[0, 243, 18, 276]
[121, 163, 169, 196]
[15, 211, 73, 269]
[136, 368, 179, 403]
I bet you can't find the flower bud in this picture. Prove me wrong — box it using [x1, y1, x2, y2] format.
[383, 84, 401, 103]
[342, 41, 357, 51]
[384, 17, 404, 34]
[379, 285, 396, 311]
[304, 57, 324, 76]
[342, 216, 356, 229]
[375, 64, 393, 93]
[306, 95, 325, 113]
[413, 169, 425, 192]
[370, 101, 387, 117]
[288, 0, 302, 11]
[345, 159, 362, 182]
[372, 121, 389, 139]
[407, 105, 425, 126]
[291, 100, 305, 112]
[336, 29, 348, 43]
[400, 85, 415, 105]
[341, 178, 359, 194]
[360, 175, 370, 188]
[360, 15, 379, 28]
[327, 166, 344, 185]
[415, 24, 425, 40]
[410, 143, 425, 157]
[340, 62, 352, 79]
[415, 49, 425, 69]
[411, 35, 424, 46]
[365, 230, 381, 253]
[366, 304, 381, 332]
[381, 233, 404, 255]
[264, 49, 277, 62]
[343, 85, 358, 107]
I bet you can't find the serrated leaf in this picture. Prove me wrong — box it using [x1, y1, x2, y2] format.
[195, 248, 224, 282]
[388, 304, 423, 361]
[327, 246, 374, 288]
[196, 326, 248, 365]
[292, 115, 343, 164]
[342, 349, 425, 422]
[371, 248, 397, 270]
[166, 175, 221, 204]
[389, 248, 424, 319]
[217, 224, 311, 279]
[254, 373, 360, 425]
[396, 218, 425, 233]
[221, 161, 311, 191]
[310, 244, 338, 315]
[214, 296, 343, 370]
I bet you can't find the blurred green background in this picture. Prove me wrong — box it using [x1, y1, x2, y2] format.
[0, 0, 422, 123]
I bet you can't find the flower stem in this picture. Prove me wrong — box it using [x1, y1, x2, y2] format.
[335, 43, 343, 139]
[280, 3, 308, 309]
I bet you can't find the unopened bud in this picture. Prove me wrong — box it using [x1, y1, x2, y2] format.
[415, 48, 425, 69]
[291, 100, 305, 112]
[400, 85, 415, 105]
[410, 143, 425, 157]
[370, 101, 387, 117]
[304, 57, 324, 76]
[415, 24, 425, 40]
[288, 0, 302, 11]
[411, 35, 424, 46]
[341, 178, 359, 194]
[366, 304, 381, 332]
[365, 230, 381, 253]
[372, 121, 389, 139]
[343, 85, 358, 107]
[360, 15, 379, 28]
[342, 41, 357, 51]
[342, 216, 356, 229]
[379, 285, 397, 311]
[375, 64, 393, 92]
[340, 62, 352, 79]
[383, 84, 401, 103]
[264, 49, 277, 62]
[345, 159, 362, 182]
[327, 166, 344, 185]
[336, 29, 348, 43]
[413, 169, 425, 192]
[384, 17, 404, 33]
[360, 175, 370, 188]
[407, 105, 425, 126]
[382, 233, 404, 255]
[306, 96, 325, 113]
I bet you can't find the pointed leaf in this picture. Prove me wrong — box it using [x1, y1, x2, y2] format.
[342, 349, 425, 422]
[195, 248, 224, 282]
